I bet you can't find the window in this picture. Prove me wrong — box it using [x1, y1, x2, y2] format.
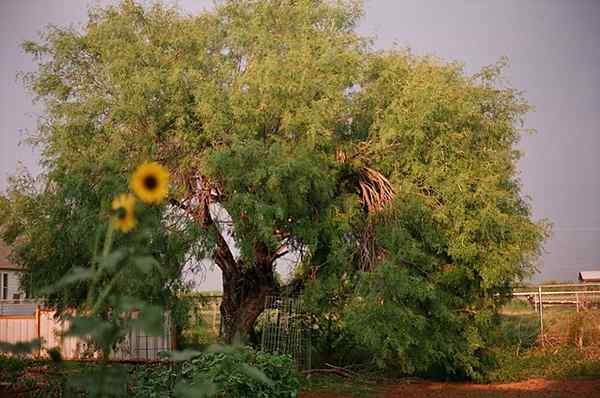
[1, 273, 7, 300]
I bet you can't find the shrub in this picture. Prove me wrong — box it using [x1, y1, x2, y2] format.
[0, 354, 29, 374]
[129, 346, 299, 397]
[180, 347, 299, 398]
[129, 362, 181, 398]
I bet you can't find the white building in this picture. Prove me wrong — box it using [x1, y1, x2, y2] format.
[0, 241, 27, 301]
[579, 271, 600, 283]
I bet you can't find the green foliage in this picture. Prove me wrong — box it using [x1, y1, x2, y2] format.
[0, 354, 29, 374]
[1, 161, 276, 397]
[306, 191, 545, 379]
[0, 355, 52, 395]
[206, 140, 339, 263]
[481, 306, 600, 383]
[8, 0, 366, 268]
[170, 294, 197, 349]
[178, 347, 299, 398]
[181, 320, 218, 349]
[2, 0, 549, 379]
[303, 49, 548, 378]
[489, 314, 539, 351]
[0, 340, 42, 357]
[489, 346, 600, 383]
[0, 184, 273, 396]
[300, 373, 380, 398]
[0, 349, 298, 398]
[129, 347, 299, 398]
[0, 170, 199, 314]
[129, 362, 182, 398]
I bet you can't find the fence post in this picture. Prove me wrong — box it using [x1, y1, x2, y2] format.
[538, 286, 544, 345]
[212, 301, 218, 335]
[576, 292, 580, 312]
[35, 304, 41, 358]
[170, 311, 177, 351]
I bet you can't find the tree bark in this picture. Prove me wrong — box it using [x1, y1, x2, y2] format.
[208, 203, 276, 342]
[185, 185, 278, 343]
[219, 263, 275, 343]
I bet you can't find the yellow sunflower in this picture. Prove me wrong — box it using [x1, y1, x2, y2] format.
[112, 193, 136, 232]
[130, 162, 170, 204]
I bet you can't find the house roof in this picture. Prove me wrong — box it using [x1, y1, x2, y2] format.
[0, 240, 23, 271]
[578, 271, 600, 282]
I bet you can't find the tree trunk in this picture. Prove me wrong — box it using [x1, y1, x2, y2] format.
[193, 195, 278, 343]
[220, 264, 275, 343]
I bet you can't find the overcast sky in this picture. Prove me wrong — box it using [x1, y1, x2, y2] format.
[1, 0, 599, 288]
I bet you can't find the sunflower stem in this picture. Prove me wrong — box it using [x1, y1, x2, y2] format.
[86, 222, 115, 310]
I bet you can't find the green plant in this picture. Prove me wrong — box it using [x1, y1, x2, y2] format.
[128, 346, 300, 398]
[0, 354, 29, 373]
[178, 346, 299, 398]
[129, 362, 182, 398]
[0, 163, 273, 397]
[1, 0, 549, 352]
[300, 373, 381, 398]
[2, 0, 549, 382]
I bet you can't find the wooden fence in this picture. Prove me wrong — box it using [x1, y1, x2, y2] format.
[0, 301, 174, 361]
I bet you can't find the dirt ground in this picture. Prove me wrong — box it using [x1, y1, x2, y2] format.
[300, 378, 600, 398]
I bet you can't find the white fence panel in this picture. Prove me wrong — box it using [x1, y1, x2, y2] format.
[0, 307, 173, 361]
[0, 317, 36, 345]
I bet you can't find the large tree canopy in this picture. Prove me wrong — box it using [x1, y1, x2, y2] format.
[0, 0, 547, 377]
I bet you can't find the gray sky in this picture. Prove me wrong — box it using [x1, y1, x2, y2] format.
[1, 0, 599, 288]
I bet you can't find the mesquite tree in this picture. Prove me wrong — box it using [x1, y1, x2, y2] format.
[1, 0, 547, 364]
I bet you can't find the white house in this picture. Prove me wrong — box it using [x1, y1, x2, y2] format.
[0, 240, 27, 301]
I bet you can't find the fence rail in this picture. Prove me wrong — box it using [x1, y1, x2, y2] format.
[508, 285, 600, 347]
[0, 299, 40, 316]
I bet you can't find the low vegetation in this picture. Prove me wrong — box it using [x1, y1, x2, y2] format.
[2, 300, 600, 397]
[300, 300, 600, 397]
[1, 346, 298, 398]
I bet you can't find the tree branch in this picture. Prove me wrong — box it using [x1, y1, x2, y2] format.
[170, 175, 239, 275]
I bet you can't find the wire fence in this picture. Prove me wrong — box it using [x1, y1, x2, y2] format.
[260, 296, 311, 370]
[511, 283, 600, 348]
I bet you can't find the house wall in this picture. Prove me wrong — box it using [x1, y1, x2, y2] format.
[0, 270, 25, 300]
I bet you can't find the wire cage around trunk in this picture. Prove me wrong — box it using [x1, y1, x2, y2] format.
[260, 295, 311, 370]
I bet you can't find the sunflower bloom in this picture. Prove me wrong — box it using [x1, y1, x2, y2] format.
[112, 193, 136, 232]
[130, 162, 170, 204]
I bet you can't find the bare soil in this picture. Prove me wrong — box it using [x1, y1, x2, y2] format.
[301, 378, 600, 398]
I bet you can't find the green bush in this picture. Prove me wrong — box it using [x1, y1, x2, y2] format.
[180, 347, 299, 398]
[129, 347, 299, 397]
[0, 354, 29, 377]
[129, 363, 181, 398]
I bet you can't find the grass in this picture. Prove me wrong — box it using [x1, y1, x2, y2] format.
[300, 372, 391, 397]
[488, 300, 600, 382]
[299, 348, 600, 397]
[488, 346, 600, 383]
[300, 302, 600, 397]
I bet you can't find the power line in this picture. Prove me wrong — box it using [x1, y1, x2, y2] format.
[552, 227, 600, 232]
